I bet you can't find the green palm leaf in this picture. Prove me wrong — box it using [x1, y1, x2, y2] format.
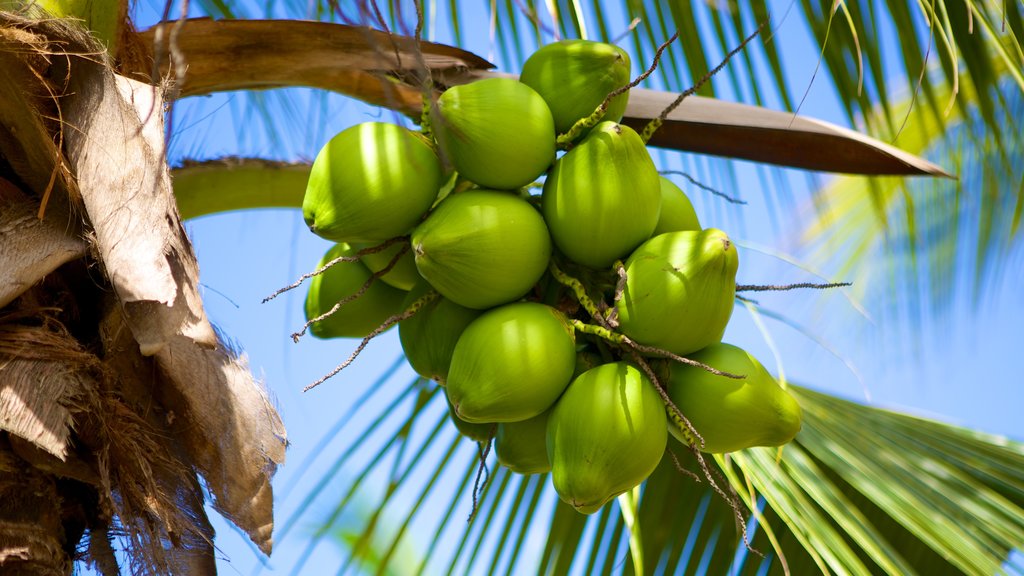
[280, 379, 1024, 575]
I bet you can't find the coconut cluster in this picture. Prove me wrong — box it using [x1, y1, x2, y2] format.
[299, 40, 803, 515]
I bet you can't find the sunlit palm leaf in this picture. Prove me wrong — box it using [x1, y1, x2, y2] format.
[803, 75, 1023, 315]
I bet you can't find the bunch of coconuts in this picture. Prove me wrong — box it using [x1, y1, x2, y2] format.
[300, 39, 803, 515]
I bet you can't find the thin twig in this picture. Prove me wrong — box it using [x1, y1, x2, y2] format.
[667, 448, 701, 482]
[469, 431, 495, 523]
[303, 290, 439, 392]
[735, 281, 851, 293]
[624, 339, 745, 379]
[557, 31, 680, 145]
[291, 244, 410, 340]
[641, 21, 768, 143]
[659, 170, 747, 204]
[263, 237, 408, 303]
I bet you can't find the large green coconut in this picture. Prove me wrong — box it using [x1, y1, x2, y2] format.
[303, 122, 444, 243]
[542, 121, 661, 269]
[447, 302, 576, 423]
[431, 78, 555, 189]
[547, 362, 667, 514]
[652, 177, 701, 235]
[398, 281, 481, 384]
[519, 40, 631, 135]
[665, 343, 803, 453]
[304, 243, 408, 339]
[496, 409, 552, 474]
[411, 190, 552, 310]
[615, 229, 738, 355]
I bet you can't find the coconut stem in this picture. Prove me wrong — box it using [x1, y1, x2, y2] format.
[629, 352, 757, 555]
[263, 236, 409, 303]
[291, 243, 412, 342]
[569, 319, 745, 380]
[555, 31, 680, 147]
[303, 290, 439, 392]
[548, 262, 606, 325]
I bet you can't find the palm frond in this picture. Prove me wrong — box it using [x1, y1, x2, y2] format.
[802, 75, 1023, 319]
[275, 375, 1024, 575]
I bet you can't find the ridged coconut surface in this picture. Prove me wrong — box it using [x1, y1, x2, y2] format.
[652, 177, 701, 235]
[547, 362, 667, 514]
[447, 303, 576, 423]
[411, 190, 552, 310]
[304, 243, 407, 339]
[519, 40, 631, 135]
[542, 121, 660, 268]
[303, 122, 443, 242]
[398, 281, 481, 384]
[615, 229, 738, 355]
[666, 343, 803, 453]
[496, 410, 552, 474]
[431, 78, 555, 189]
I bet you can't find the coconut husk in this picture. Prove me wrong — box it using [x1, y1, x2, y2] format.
[0, 186, 87, 310]
[1, 11, 286, 566]
[0, 310, 95, 460]
[58, 45, 216, 356]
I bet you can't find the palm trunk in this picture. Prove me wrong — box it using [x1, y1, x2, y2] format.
[0, 437, 70, 576]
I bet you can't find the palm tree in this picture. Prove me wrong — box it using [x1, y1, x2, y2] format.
[1, 0, 1021, 574]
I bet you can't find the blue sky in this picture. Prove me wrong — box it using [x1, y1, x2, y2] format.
[127, 0, 1024, 573]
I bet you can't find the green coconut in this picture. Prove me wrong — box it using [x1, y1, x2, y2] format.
[547, 362, 667, 514]
[446, 394, 495, 443]
[447, 302, 576, 423]
[519, 40, 631, 135]
[652, 177, 701, 235]
[411, 190, 552, 310]
[356, 240, 422, 291]
[615, 229, 738, 355]
[304, 243, 408, 339]
[430, 78, 555, 189]
[398, 280, 482, 384]
[665, 343, 803, 453]
[303, 122, 444, 242]
[542, 121, 661, 268]
[496, 409, 552, 474]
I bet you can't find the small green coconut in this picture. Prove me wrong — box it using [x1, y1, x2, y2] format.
[652, 177, 701, 235]
[519, 39, 631, 135]
[431, 78, 555, 189]
[398, 281, 482, 384]
[303, 122, 443, 243]
[356, 240, 422, 291]
[542, 121, 661, 269]
[447, 302, 576, 423]
[615, 229, 738, 356]
[665, 343, 802, 453]
[496, 409, 552, 474]
[304, 243, 408, 339]
[411, 190, 552, 310]
[547, 362, 667, 514]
